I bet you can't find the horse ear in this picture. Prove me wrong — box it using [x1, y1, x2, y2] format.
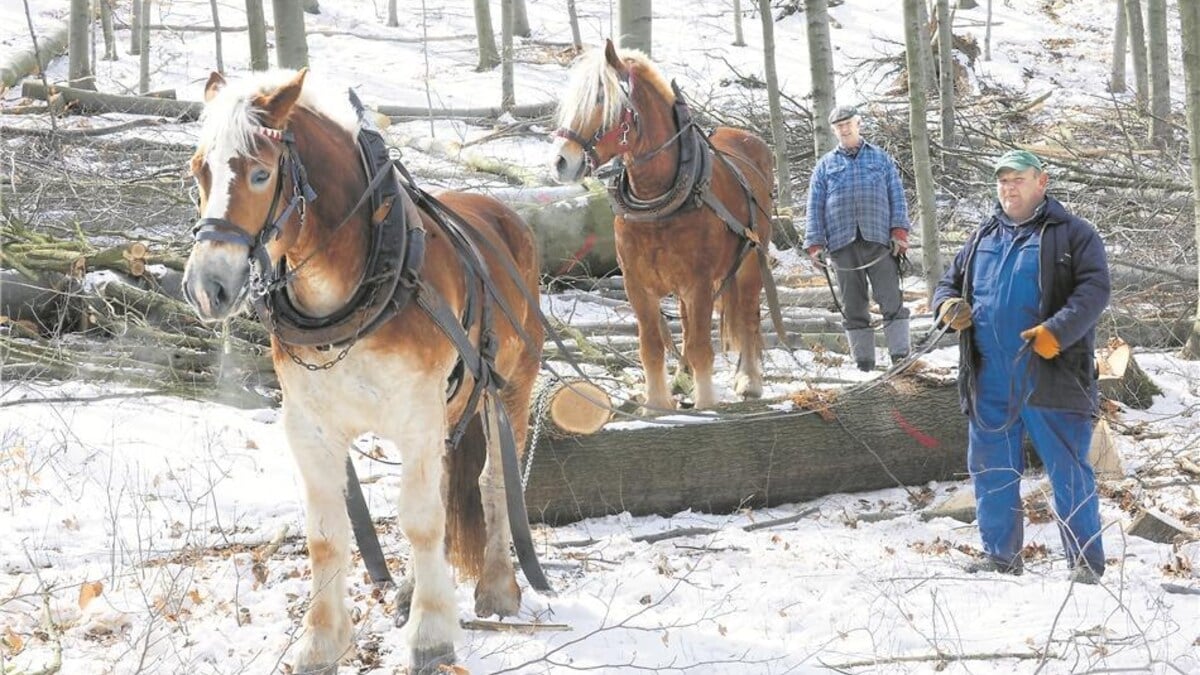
[204, 71, 226, 102]
[604, 39, 628, 79]
[258, 68, 308, 128]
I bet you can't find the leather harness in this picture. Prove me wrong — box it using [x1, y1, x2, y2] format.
[190, 90, 550, 593]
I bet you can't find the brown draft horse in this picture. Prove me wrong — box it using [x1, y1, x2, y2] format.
[182, 69, 543, 674]
[550, 40, 775, 410]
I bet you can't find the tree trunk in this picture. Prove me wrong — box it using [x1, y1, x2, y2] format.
[805, 0, 836, 156]
[1111, 0, 1128, 93]
[758, 0, 798, 249]
[387, 0, 399, 27]
[984, 0, 992, 61]
[905, 0, 941, 305]
[68, 0, 93, 88]
[1126, 0, 1149, 110]
[473, 0, 500, 71]
[512, 0, 531, 37]
[209, 0, 224, 74]
[619, 0, 652, 57]
[129, 0, 141, 55]
[523, 374, 968, 524]
[957, 0, 977, 8]
[567, 0, 582, 49]
[936, 0, 955, 169]
[138, 0, 151, 94]
[1146, 0, 1170, 144]
[1179, 0, 1200, 359]
[303, 0, 319, 14]
[914, 0, 936, 92]
[21, 80, 201, 118]
[0, 22, 69, 89]
[732, 0, 745, 46]
[245, 0, 268, 70]
[501, 0, 515, 110]
[272, 0, 309, 69]
[98, 0, 116, 61]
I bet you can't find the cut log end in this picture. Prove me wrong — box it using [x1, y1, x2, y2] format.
[544, 379, 611, 436]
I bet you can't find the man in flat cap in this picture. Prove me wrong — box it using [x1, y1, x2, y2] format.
[932, 149, 1110, 584]
[804, 105, 911, 371]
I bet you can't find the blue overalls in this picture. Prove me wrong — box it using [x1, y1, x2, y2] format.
[968, 218, 1105, 573]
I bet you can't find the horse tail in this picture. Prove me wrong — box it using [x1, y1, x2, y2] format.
[445, 411, 487, 580]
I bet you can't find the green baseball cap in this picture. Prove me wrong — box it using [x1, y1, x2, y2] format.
[993, 149, 1044, 176]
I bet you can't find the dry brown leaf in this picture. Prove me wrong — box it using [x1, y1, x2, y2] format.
[188, 589, 203, 605]
[2, 627, 24, 655]
[78, 580, 104, 610]
[437, 666, 470, 674]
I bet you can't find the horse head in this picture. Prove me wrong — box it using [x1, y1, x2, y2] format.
[183, 69, 315, 321]
[551, 39, 663, 184]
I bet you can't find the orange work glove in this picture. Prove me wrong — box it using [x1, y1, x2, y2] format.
[936, 297, 972, 331]
[1020, 324, 1061, 359]
[806, 244, 826, 263]
[890, 228, 909, 256]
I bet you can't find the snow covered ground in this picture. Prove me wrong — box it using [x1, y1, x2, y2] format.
[1, 0, 1198, 673]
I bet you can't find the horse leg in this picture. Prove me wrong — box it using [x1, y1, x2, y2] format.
[628, 286, 673, 410]
[473, 392, 522, 618]
[681, 290, 718, 409]
[390, 394, 461, 673]
[283, 411, 355, 674]
[731, 256, 764, 400]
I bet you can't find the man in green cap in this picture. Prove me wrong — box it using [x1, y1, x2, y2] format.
[931, 149, 1111, 584]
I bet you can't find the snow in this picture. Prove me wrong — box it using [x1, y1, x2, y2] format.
[2, 0, 1198, 673]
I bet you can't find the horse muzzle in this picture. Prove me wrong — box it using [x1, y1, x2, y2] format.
[182, 246, 251, 321]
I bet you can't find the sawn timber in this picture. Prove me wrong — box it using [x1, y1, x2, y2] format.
[522, 372, 967, 525]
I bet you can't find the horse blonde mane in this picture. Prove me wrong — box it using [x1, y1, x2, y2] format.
[555, 46, 675, 132]
[198, 69, 357, 160]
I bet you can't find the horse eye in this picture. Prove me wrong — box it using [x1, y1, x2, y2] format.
[250, 168, 271, 186]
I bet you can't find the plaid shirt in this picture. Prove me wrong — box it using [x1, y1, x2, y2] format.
[804, 141, 909, 252]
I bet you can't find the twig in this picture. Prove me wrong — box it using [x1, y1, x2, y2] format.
[821, 649, 1054, 670]
[461, 619, 572, 632]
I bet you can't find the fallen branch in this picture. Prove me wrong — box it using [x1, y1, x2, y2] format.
[820, 650, 1054, 670]
[378, 101, 555, 120]
[461, 619, 572, 632]
[20, 81, 201, 119]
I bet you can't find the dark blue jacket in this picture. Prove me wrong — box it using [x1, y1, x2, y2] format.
[932, 196, 1111, 414]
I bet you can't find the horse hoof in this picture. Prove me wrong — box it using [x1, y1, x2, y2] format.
[474, 577, 521, 618]
[393, 577, 415, 628]
[733, 374, 763, 400]
[411, 644, 456, 675]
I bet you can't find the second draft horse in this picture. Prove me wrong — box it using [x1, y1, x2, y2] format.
[550, 40, 776, 410]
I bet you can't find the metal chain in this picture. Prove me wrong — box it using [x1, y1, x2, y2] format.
[521, 379, 555, 492]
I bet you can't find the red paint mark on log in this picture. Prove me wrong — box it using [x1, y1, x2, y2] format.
[892, 409, 939, 449]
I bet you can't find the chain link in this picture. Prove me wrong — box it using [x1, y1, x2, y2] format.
[521, 379, 555, 492]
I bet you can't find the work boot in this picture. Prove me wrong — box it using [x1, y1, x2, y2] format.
[1069, 565, 1102, 585]
[856, 360, 875, 372]
[890, 352, 909, 366]
[964, 556, 1023, 576]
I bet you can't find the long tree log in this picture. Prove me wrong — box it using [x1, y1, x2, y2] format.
[379, 101, 555, 120]
[486, 183, 619, 277]
[1, 23, 69, 89]
[20, 81, 202, 119]
[522, 373, 968, 524]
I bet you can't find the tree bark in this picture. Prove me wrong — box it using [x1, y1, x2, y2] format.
[619, 0, 653, 57]
[98, 0, 116, 61]
[501, 0, 515, 110]
[1179, 0, 1200, 358]
[387, 0, 399, 27]
[209, 0, 224, 74]
[473, 0, 500, 71]
[138, 0, 151, 94]
[512, 0, 531, 38]
[904, 0, 941, 305]
[272, 0, 309, 69]
[1146, 0, 1171, 144]
[68, 0, 93, 88]
[936, 0, 955, 170]
[914, 0, 936, 93]
[732, 0, 745, 46]
[957, 0, 977, 8]
[984, 0, 992, 61]
[1126, 0, 1149, 110]
[523, 374, 968, 524]
[567, 0, 582, 49]
[1111, 0, 1128, 93]
[21, 81, 201, 119]
[805, 0, 836, 156]
[245, 0, 268, 71]
[129, 0, 141, 55]
[303, 0, 319, 14]
[758, 0, 798, 248]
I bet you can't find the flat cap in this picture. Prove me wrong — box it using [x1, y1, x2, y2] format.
[828, 104, 859, 125]
[993, 149, 1044, 175]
